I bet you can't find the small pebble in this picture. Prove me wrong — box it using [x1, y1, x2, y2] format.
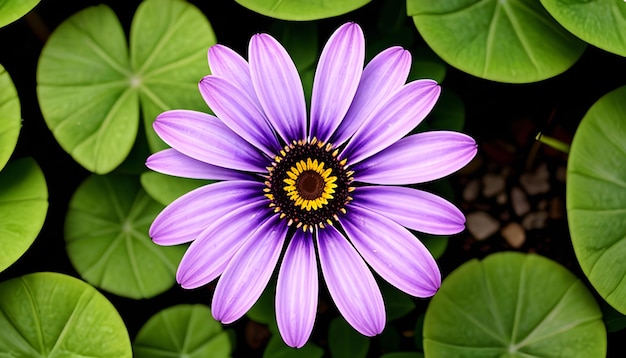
[463, 179, 480, 202]
[520, 163, 550, 195]
[522, 211, 549, 230]
[502, 222, 526, 249]
[466, 211, 500, 241]
[482, 173, 505, 197]
[511, 186, 530, 216]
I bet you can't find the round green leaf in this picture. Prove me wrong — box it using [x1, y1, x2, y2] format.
[37, 0, 216, 174]
[567, 85, 626, 315]
[424, 252, 606, 357]
[408, 0, 586, 83]
[0, 157, 48, 273]
[0, 64, 21, 170]
[0, 0, 39, 27]
[0, 272, 131, 357]
[37, 4, 137, 174]
[65, 174, 185, 299]
[130, 0, 216, 153]
[235, 0, 371, 20]
[541, 0, 626, 57]
[328, 317, 370, 358]
[140, 171, 210, 206]
[133, 304, 231, 358]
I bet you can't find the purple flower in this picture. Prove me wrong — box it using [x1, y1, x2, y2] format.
[147, 22, 477, 348]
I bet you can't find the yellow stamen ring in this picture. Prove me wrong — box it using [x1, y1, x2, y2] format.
[283, 158, 337, 211]
[265, 138, 353, 230]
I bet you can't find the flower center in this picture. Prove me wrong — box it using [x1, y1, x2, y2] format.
[265, 138, 354, 232]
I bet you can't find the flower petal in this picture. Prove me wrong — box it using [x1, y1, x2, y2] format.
[154, 109, 266, 172]
[212, 215, 288, 324]
[276, 230, 318, 348]
[352, 186, 466, 235]
[331, 46, 411, 146]
[309, 22, 364, 142]
[342, 79, 441, 164]
[207, 44, 257, 102]
[353, 131, 477, 185]
[176, 200, 273, 289]
[146, 148, 253, 181]
[199, 76, 280, 156]
[317, 226, 385, 336]
[341, 205, 441, 297]
[150, 180, 265, 246]
[249, 33, 307, 143]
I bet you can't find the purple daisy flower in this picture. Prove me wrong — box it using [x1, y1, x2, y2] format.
[147, 22, 477, 348]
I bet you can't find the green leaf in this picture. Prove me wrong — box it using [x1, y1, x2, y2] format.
[65, 174, 185, 299]
[0, 0, 39, 27]
[37, 0, 215, 174]
[328, 317, 370, 358]
[37, 4, 137, 174]
[263, 335, 323, 358]
[567, 85, 626, 315]
[408, 0, 586, 83]
[0, 64, 21, 171]
[424, 252, 606, 357]
[541, 0, 626, 57]
[131, 0, 216, 153]
[0, 272, 131, 357]
[234, 0, 372, 21]
[140, 171, 210, 206]
[380, 282, 416, 321]
[133, 304, 231, 358]
[0, 158, 48, 272]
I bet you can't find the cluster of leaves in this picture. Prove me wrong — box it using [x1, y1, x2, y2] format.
[1, 0, 625, 357]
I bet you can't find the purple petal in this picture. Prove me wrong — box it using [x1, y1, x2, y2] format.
[353, 131, 477, 185]
[331, 46, 411, 146]
[199, 76, 280, 156]
[150, 180, 265, 246]
[146, 148, 253, 181]
[176, 201, 271, 289]
[153, 110, 267, 172]
[342, 80, 441, 164]
[309, 23, 364, 142]
[341, 205, 441, 297]
[212, 215, 288, 324]
[207, 44, 257, 102]
[249, 33, 307, 143]
[317, 226, 385, 336]
[276, 230, 318, 348]
[352, 186, 465, 235]
[176, 200, 273, 289]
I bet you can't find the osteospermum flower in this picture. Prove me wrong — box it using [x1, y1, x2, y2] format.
[147, 22, 477, 348]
